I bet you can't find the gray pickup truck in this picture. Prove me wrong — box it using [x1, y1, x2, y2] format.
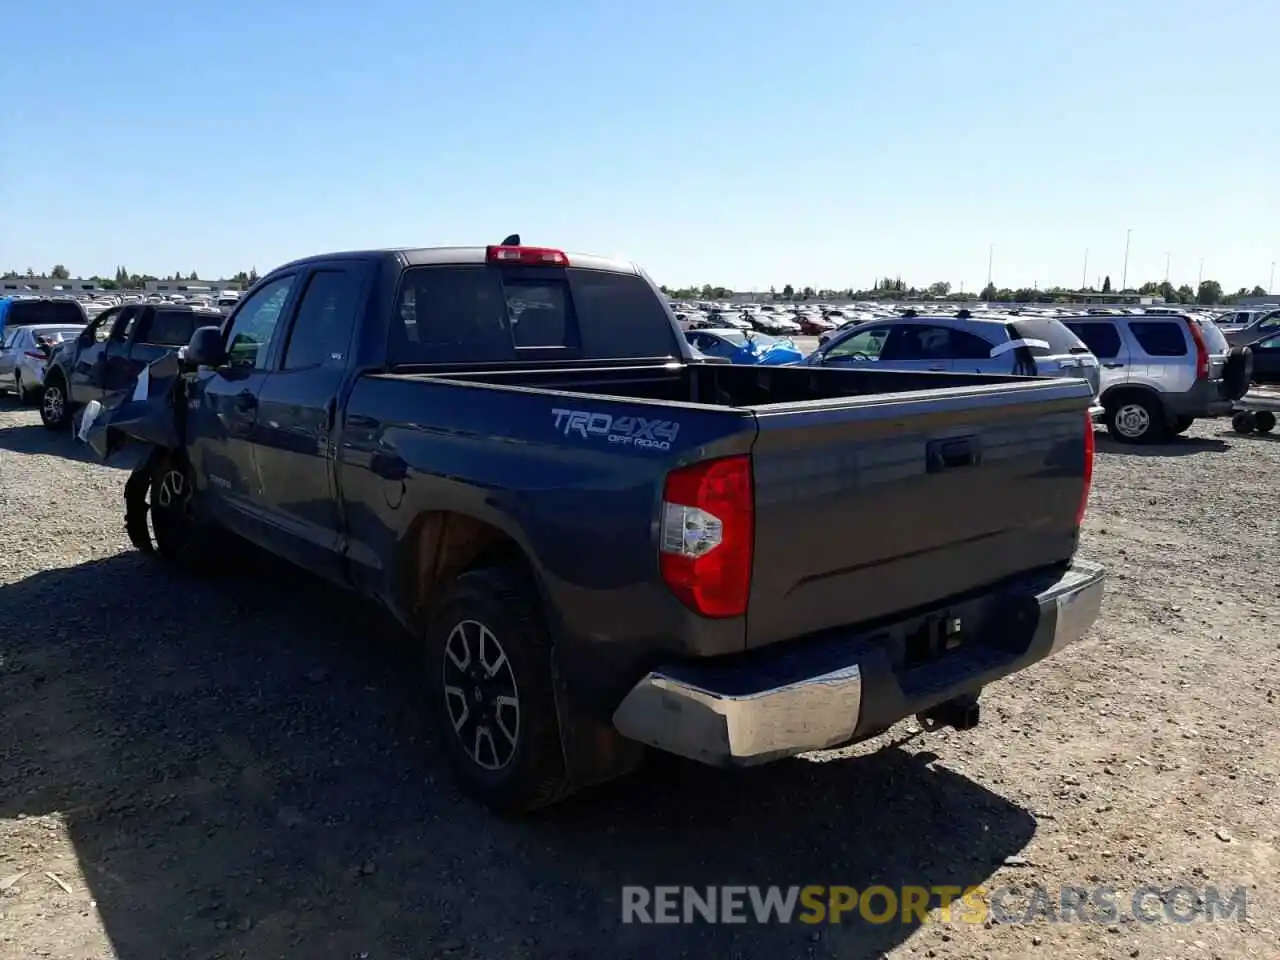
[89, 241, 1106, 813]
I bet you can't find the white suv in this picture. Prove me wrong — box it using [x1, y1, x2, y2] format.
[1060, 314, 1251, 443]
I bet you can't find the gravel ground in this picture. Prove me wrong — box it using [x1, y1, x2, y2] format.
[1, 397, 1278, 960]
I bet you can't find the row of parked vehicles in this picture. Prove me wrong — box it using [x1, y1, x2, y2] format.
[681, 305, 1261, 444]
[0, 242, 1265, 815]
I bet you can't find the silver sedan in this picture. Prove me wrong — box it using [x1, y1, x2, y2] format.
[0, 324, 86, 404]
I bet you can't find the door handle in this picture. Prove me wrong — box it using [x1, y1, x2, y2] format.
[1103, 362, 1125, 369]
[927, 436, 981, 472]
[234, 390, 257, 411]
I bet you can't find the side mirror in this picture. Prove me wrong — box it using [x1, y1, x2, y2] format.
[185, 326, 225, 367]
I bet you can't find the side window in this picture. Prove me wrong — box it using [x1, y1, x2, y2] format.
[1065, 322, 1121, 360]
[885, 324, 954, 361]
[825, 326, 891, 359]
[282, 269, 362, 370]
[1258, 313, 1280, 331]
[1129, 321, 1188, 357]
[1254, 335, 1280, 351]
[945, 329, 996, 360]
[142, 310, 202, 347]
[110, 306, 140, 342]
[87, 310, 119, 343]
[2, 327, 19, 349]
[224, 276, 295, 369]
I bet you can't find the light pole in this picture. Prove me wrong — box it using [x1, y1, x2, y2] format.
[1164, 251, 1170, 285]
[1081, 248, 1088, 290]
[1198, 259, 1204, 286]
[1121, 228, 1132, 291]
[1270, 261, 1276, 295]
[986, 244, 993, 287]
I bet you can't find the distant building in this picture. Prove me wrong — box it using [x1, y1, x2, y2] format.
[0, 277, 243, 295]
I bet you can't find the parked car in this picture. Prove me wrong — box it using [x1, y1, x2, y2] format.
[1060, 313, 1250, 443]
[0, 296, 88, 341]
[87, 239, 1104, 815]
[684, 328, 803, 365]
[807, 312, 1103, 411]
[1220, 309, 1280, 348]
[1246, 334, 1280, 384]
[0, 323, 86, 404]
[40, 302, 221, 430]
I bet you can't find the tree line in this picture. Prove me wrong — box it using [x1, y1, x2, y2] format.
[2, 265, 259, 290]
[661, 276, 1268, 306]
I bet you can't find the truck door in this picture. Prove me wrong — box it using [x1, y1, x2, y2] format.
[106, 307, 206, 395]
[101, 306, 150, 398]
[251, 263, 368, 583]
[186, 274, 300, 543]
[69, 306, 130, 404]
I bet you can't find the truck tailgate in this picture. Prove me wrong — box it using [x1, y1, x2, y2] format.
[745, 378, 1093, 648]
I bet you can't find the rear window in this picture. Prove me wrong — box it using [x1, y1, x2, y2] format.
[390, 266, 677, 364]
[143, 310, 202, 346]
[1008, 318, 1089, 356]
[1129, 320, 1188, 357]
[6, 300, 87, 327]
[1192, 317, 1229, 354]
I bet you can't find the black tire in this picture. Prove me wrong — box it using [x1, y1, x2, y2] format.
[1232, 411, 1256, 435]
[39, 374, 71, 430]
[1170, 416, 1195, 435]
[1222, 346, 1254, 401]
[147, 453, 215, 571]
[1255, 411, 1276, 434]
[12, 371, 28, 406]
[424, 564, 571, 815]
[1105, 394, 1166, 444]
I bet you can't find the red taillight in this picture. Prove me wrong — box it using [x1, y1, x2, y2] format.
[485, 245, 569, 267]
[23, 351, 46, 360]
[1185, 318, 1209, 379]
[1077, 413, 1095, 527]
[659, 455, 754, 618]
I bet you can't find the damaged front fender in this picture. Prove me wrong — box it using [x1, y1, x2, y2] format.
[79, 351, 185, 464]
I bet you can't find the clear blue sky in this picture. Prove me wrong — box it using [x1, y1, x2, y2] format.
[3, 0, 1277, 292]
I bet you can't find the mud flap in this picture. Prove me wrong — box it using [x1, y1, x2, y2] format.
[124, 452, 162, 554]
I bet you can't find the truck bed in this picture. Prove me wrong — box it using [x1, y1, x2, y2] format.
[343, 361, 1092, 663]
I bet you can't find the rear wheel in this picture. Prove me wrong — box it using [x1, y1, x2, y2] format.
[1106, 395, 1165, 444]
[39, 375, 70, 430]
[1232, 411, 1256, 434]
[424, 565, 571, 814]
[12, 371, 29, 406]
[1255, 411, 1276, 434]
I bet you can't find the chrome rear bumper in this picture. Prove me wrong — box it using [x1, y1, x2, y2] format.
[612, 560, 1105, 766]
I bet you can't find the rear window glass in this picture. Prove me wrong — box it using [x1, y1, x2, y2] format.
[389, 266, 676, 364]
[1129, 320, 1188, 357]
[1193, 318, 1229, 354]
[1008, 319, 1088, 356]
[6, 300, 87, 326]
[1064, 322, 1122, 360]
[144, 310, 202, 346]
[507, 280, 573, 348]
